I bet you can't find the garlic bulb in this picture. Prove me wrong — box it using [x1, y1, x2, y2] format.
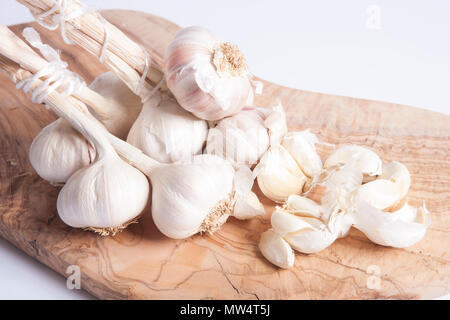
[88, 71, 142, 139]
[259, 229, 295, 269]
[164, 26, 253, 120]
[57, 150, 150, 234]
[29, 118, 94, 184]
[324, 145, 382, 177]
[353, 201, 430, 248]
[206, 108, 269, 166]
[150, 154, 263, 239]
[127, 93, 208, 163]
[256, 144, 307, 202]
[377, 161, 411, 199]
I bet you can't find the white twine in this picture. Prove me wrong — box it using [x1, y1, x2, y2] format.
[31, 0, 109, 62]
[16, 27, 85, 104]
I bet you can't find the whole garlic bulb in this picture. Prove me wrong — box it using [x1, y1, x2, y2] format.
[29, 118, 94, 184]
[206, 108, 269, 166]
[164, 26, 253, 121]
[127, 93, 208, 163]
[88, 71, 142, 139]
[150, 154, 263, 239]
[57, 151, 150, 234]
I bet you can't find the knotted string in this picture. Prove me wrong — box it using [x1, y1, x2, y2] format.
[16, 27, 85, 104]
[30, 0, 109, 62]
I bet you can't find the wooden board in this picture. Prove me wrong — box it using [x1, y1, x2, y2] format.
[0, 10, 449, 300]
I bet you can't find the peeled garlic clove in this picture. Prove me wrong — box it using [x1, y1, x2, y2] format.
[127, 93, 208, 163]
[57, 152, 150, 234]
[150, 154, 235, 239]
[256, 145, 307, 202]
[285, 194, 322, 218]
[324, 145, 382, 177]
[233, 191, 265, 220]
[281, 130, 323, 178]
[206, 108, 269, 166]
[353, 179, 402, 210]
[259, 229, 295, 269]
[164, 26, 253, 121]
[353, 201, 430, 248]
[29, 118, 94, 184]
[89, 72, 142, 139]
[377, 161, 411, 199]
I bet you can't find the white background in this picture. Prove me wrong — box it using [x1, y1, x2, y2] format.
[0, 0, 449, 299]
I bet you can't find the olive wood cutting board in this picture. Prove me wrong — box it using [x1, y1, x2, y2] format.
[0, 10, 449, 300]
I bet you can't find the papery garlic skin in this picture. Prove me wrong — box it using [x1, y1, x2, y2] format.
[89, 72, 142, 139]
[281, 130, 323, 178]
[324, 145, 382, 177]
[353, 201, 430, 248]
[29, 118, 94, 184]
[206, 108, 269, 166]
[259, 229, 295, 269]
[57, 152, 150, 230]
[150, 155, 235, 239]
[164, 26, 253, 121]
[127, 94, 208, 163]
[256, 145, 307, 202]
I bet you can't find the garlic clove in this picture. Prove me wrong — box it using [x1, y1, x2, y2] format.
[89, 72, 142, 139]
[353, 200, 431, 248]
[150, 154, 235, 239]
[324, 145, 382, 177]
[57, 153, 150, 233]
[264, 104, 287, 147]
[353, 179, 402, 210]
[284, 223, 337, 254]
[205, 108, 269, 166]
[164, 26, 253, 121]
[285, 194, 322, 218]
[281, 130, 323, 178]
[233, 191, 265, 220]
[377, 161, 411, 200]
[127, 93, 208, 163]
[259, 229, 295, 269]
[271, 207, 319, 235]
[29, 118, 94, 184]
[256, 145, 307, 202]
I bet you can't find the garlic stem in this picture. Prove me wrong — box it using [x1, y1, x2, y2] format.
[0, 53, 161, 174]
[16, 0, 166, 98]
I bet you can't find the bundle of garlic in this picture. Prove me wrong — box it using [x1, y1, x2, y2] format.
[164, 26, 254, 121]
[0, 25, 264, 238]
[18, 0, 211, 164]
[21, 26, 143, 183]
[259, 145, 431, 269]
[255, 106, 323, 202]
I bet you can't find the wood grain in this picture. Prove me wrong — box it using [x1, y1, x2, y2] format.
[0, 10, 449, 299]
